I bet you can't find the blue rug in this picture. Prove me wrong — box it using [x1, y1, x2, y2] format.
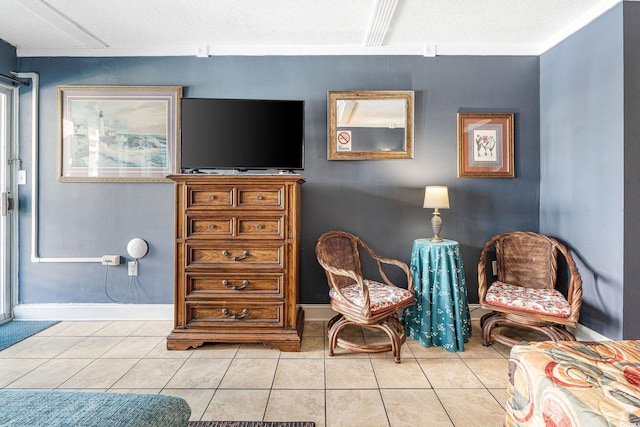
[0, 320, 60, 351]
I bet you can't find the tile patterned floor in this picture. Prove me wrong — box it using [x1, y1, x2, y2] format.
[0, 316, 517, 427]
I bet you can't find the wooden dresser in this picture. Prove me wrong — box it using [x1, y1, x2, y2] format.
[167, 174, 304, 351]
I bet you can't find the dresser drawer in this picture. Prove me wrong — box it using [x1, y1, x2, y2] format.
[185, 273, 283, 297]
[187, 215, 284, 239]
[188, 186, 233, 208]
[186, 301, 284, 328]
[237, 216, 284, 238]
[186, 185, 284, 210]
[187, 216, 233, 238]
[238, 187, 284, 209]
[186, 242, 285, 269]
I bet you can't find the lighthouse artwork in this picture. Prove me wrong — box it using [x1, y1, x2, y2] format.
[58, 86, 182, 181]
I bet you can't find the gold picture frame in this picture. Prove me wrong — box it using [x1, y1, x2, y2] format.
[58, 85, 182, 182]
[457, 112, 514, 178]
[328, 90, 414, 160]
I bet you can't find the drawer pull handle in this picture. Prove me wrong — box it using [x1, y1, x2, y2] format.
[209, 195, 215, 200]
[257, 195, 264, 200]
[208, 224, 215, 229]
[222, 308, 248, 320]
[221, 279, 249, 290]
[221, 250, 249, 261]
[256, 224, 264, 230]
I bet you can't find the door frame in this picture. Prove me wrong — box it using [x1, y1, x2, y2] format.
[0, 82, 19, 323]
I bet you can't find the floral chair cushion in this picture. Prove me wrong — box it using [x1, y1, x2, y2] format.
[485, 280, 571, 318]
[329, 279, 414, 314]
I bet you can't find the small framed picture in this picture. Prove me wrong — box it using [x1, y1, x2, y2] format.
[457, 113, 514, 178]
[58, 85, 182, 182]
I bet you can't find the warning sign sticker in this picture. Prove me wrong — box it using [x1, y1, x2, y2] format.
[336, 130, 352, 152]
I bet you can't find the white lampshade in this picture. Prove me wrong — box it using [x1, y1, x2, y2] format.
[423, 186, 450, 209]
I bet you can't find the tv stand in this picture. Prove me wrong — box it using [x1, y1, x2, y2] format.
[180, 169, 298, 175]
[167, 174, 305, 351]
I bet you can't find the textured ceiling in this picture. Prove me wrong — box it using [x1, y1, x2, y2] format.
[0, 0, 625, 57]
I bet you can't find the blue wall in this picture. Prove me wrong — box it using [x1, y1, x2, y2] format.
[13, 55, 541, 306]
[622, 2, 640, 339]
[540, 3, 639, 340]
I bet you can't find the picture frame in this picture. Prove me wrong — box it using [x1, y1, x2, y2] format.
[58, 85, 182, 182]
[327, 90, 414, 160]
[457, 112, 514, 178]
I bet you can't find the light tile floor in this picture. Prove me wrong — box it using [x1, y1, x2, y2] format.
[0, 316, 519, 427]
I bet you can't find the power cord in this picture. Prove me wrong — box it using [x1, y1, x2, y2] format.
[103, 261, 136, 303]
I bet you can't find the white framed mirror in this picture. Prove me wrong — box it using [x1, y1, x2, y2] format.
[328, 90, 414, 160]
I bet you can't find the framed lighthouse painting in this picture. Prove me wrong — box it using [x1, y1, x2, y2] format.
[58, 85, 182, 182]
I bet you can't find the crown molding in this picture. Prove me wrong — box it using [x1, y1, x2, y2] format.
[16, 42, 542, 58]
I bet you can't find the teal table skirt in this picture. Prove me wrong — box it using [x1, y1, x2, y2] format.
[403, 238, 471, 351]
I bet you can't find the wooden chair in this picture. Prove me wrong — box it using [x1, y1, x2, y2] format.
[477, 231, 583, 347]
[315, 231, 415, 363]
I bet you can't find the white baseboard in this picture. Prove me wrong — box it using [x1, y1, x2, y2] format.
[12, 303, 335, 322]
[13, 303, 174, 321]
[570, 324, 609, 341]
[11, 302, 612, 341]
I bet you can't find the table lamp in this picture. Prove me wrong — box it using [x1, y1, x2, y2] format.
[423, 186, 450, 242]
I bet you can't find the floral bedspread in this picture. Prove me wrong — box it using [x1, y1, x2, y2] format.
[506, 340, 640, 427]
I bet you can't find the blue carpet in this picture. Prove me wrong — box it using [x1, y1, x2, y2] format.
[0, 320, 60, 351]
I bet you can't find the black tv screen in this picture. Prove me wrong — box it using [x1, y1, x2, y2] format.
[180, 98, 304, 171]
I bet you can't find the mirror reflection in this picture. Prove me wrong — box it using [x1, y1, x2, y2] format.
[328, 90, 414, 160]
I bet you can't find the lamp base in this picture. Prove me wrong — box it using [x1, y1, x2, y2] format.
[430, 209, 444, 242]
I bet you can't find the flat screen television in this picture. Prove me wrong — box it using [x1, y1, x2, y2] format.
[180, 97, 304, 171]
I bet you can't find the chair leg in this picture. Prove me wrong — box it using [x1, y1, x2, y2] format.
[327, 314, 346, 357]
[326, 312, 408, 363]
[482, 313, 577, 348]
[481, 312, 502, 346]
[378, 313, 406, 363]
[480, 311, 494, 329]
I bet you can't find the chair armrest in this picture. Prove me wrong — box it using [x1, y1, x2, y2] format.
[375, 256, 414, 293]
[356, 238, 413, 293]
[316, 260, 372, 316]
[555, 242, 583, 324]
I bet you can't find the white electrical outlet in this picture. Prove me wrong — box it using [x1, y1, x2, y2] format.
[128, 261, 138, 276]
[18, 170, 27, 185]
[101, 255, 121, 266]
